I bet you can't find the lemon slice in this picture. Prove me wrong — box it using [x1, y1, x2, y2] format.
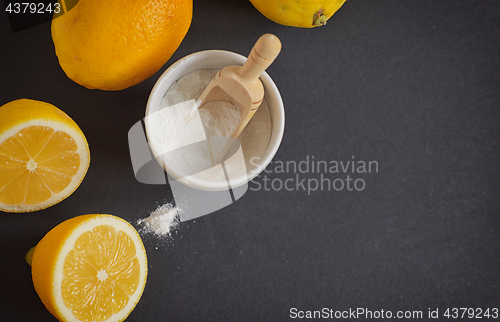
[0, 99, 90, 212]
[29, 214, 148, 322]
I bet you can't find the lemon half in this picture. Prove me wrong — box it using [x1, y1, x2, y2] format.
[0, 99, 90, 212]
[29, 214, 148, 322]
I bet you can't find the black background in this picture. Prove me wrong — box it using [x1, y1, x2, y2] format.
[1, 0, 499, 321]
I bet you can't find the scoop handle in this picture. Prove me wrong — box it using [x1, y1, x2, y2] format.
[239, 34, 282, 83]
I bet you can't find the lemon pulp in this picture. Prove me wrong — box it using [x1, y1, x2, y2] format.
[0, 125, 80, 205]
[62, 225, 141, 321]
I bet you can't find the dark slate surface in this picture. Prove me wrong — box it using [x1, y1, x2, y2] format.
[1, 0, 499, 321]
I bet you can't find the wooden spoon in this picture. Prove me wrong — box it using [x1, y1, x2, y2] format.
[185, 33, 281, 162]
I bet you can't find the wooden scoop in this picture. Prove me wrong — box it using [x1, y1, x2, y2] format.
[185, 33, 282, 162]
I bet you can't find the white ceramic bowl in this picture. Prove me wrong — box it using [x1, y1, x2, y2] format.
[145, 50, 285, 191]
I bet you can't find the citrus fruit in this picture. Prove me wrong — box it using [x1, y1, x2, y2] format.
[28, 214, 148, 322]
[51, 0, 193, 90]
[249, 0, 346, 28]
[0, 99, 90, 213]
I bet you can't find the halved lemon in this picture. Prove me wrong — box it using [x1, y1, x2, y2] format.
[0, 99, 90, 212]
[28, 214, 148, 322]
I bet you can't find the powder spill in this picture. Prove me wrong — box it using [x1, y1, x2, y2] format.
[138, 203, 180, 237]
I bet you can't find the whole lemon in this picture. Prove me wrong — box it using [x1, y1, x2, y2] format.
[52, 0, 192, 90]
[249, 0, 346, 28]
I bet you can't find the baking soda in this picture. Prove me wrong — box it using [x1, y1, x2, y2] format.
[139, 71, 272, 237]
[137, 203, 180, 237]
[150, 69, 272, 184]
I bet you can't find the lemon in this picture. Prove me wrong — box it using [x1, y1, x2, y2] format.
[28, 214, 148, 322]
[249, 0, 346, 28]
[52, 0, 193, 90]
[0, 99, 90, 213]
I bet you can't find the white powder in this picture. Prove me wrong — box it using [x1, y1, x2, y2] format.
[137, 203, 180, 237]
[150, 69, 272, 184]
[139, 71, 272, 237]
[200, 100, 241, 142]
